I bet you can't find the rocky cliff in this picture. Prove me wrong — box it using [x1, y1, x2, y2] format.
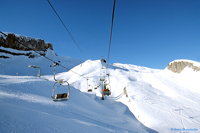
[167, 60, 200, 73]
[0, 32, 53, 51]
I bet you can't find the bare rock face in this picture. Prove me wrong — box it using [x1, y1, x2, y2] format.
[167, 60, 200, 73]
[0, 32, 53, 51]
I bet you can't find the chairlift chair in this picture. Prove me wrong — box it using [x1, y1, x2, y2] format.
[102, 84, 111, 96]
[86, 79, 93, 92]
[52, 81, 70, 101]
[51, 62, 70, 101]
[101, 78, 111, 100]
[28, 65, 41, 77]
[87, 85, 93, 92]
[100, 72, 112, 99]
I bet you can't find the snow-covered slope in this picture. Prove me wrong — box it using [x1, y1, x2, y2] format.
[0, 58, 200, 133]
[0, 47, 81, 75]
[56, 59, 200, 133]
[0, 75, 155, 133]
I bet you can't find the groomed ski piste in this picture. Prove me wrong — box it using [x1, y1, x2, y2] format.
[0, 49, 200, 133]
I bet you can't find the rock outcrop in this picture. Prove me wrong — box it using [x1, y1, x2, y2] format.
[167, 60, 200, 73]
[0, 32, 53, 51]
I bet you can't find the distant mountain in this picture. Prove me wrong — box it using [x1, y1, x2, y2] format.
[0, 32, 53, 52]
[0, 32, 82, 75]
[167, 59, 200, 73]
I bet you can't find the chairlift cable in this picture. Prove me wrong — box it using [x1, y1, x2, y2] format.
[1, 0, 117, 91]
[107, 0, 116, 64]
[47, 0, 82, 53]
[100, 0, 117, 99]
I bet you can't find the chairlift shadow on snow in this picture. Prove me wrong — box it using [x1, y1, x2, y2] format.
[110, 65, 130, 72]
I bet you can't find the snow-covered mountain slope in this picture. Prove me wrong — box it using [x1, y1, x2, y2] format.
[0, 76, 155, 133]
[55, 59, 200, 133]
[0, 32, 82, 75]
[0, 47, 81, 75]
[0, 59, 200, 133]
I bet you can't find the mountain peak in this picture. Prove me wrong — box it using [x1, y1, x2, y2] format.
[0, 32, 53, 51]
[167, 59, 200, 73]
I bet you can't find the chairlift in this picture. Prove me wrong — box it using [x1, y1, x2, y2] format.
[52, 81, 70, 101]
[100, 71, 111, 100]
[28, 65, 41, 77]
[102, 84, 111, 96]
[87, 79, 93, 92]
[87, 85, 93, 92]
[102, 76, 111, 96]
[51, 62, 70, 101]
[99, 59, 112, 100]
[94, 84, 101, 90]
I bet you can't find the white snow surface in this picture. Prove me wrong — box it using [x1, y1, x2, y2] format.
[0, 54, 200, 133]
[0, 48, 81, 75]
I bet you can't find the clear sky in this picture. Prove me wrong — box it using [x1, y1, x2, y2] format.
[1, 0, 200, 69]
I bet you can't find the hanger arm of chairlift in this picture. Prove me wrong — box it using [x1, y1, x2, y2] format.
[50, 62, 59, 82]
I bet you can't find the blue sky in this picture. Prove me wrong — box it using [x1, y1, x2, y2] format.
[1, 0, 200, 69]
